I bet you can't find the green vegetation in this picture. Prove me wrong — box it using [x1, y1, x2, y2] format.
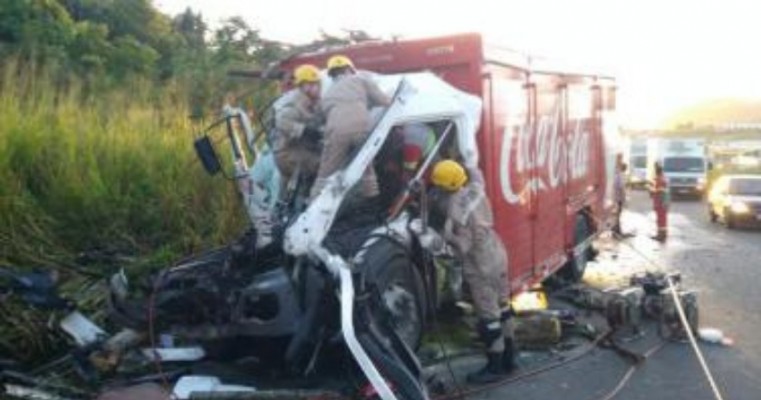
[0, 1, 281, 279]
[0, 67, 254, 360]
[0, 0, 380, 361]
[0, 69, 246, 267]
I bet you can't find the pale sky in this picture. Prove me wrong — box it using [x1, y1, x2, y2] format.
[155, 0, 761, 128]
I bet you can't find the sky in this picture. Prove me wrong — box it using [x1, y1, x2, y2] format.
[154, 0, 761, 128]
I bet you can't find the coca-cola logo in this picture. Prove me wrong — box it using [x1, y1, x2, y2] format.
[499, 103, 591, 204]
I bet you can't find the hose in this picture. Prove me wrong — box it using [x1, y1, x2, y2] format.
[432, 328, 613, 400]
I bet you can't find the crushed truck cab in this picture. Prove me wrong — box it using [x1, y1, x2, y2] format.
[284, 73, 482, 258]
[283, 32, 619, 293]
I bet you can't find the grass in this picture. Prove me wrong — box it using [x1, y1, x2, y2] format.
[0, 67, 250, 361]
[0, 69, 248, 266]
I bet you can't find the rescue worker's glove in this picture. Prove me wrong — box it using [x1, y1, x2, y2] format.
[409, 219, 446, 255]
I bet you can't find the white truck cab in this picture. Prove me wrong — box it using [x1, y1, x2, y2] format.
[647, 138, 708, 196]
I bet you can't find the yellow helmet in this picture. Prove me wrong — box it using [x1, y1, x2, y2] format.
[431, 160, 468, 191]
[326, 55, 355, 71]
[293, 64, 321, 86]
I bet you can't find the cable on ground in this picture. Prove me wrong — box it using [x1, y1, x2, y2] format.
[583, 207, 725, 400]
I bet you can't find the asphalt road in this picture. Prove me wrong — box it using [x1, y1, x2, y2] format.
[618, 190, 761, 400]
[440, 190, 761, 400]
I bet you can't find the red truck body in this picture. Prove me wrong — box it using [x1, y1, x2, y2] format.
[283, 33, 618, 293]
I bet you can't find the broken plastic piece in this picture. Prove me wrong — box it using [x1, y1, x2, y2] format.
[698, 328, 734, 346]
[141, 347, 205, 362]
[60, 311, 106, 346]
[4, 384, 68, 400]
[172, 376, 255, 399]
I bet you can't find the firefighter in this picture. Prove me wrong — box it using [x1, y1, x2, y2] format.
[411, 160, 516, 384]
[273, 64, 323, 188]
[309, 55, 391, 199]
[649, 162, 670, 242]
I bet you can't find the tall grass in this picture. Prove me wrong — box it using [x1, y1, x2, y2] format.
[0, 67, 250, 268]
[0, 67, 252, 359]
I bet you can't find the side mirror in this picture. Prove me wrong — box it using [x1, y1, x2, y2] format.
[194, 135, 221, 175]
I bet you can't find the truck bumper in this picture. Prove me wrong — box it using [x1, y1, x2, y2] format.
[670, 185, 704, 197]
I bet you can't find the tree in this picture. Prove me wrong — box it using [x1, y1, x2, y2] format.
[173, 7, 206, 51]
[0, 0, 75, 61]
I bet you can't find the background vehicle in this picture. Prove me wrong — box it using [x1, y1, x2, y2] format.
[707, 175, 761, 229]
[623, 137, 648, 188]
[647, 138, 708, 197]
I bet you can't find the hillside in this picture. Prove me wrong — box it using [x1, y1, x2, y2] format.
[664, 98, 761, 129]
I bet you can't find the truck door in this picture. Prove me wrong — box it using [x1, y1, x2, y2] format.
[486, 68, 536, 289]
[529, 74, 568, 276]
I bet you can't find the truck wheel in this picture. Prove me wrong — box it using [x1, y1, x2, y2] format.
[559, 214, 591, 283]
[358, 332, 427, 400]
[360, 239, 425, 350]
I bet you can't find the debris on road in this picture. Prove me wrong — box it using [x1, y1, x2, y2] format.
[698, 328, 735, 346]
[172, 376, 256, 399]
[1, 243, 718, 400]
[513, 312, 564, 349]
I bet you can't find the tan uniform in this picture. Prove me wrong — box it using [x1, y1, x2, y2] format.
[442, 169, 509, 324]
[310, 73, 390, 198]
[428, 169, 515, 376]
[273, 90, 322, 183]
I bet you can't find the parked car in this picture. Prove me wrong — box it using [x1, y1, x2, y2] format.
[707, 175, 761, 228]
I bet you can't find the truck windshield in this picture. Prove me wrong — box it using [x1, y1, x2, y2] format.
[663, 157, 704, 173]
[730, 178, 761, 195]
[632, 156, 647, 169]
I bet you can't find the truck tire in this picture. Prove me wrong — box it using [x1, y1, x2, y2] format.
[359, 238, 425, 350]
[559, 214, 591, 283]
[358, 332, 427, 400]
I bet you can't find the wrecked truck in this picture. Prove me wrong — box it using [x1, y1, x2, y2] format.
[283, 32, 620, 292]
[106, 33, 618, 399]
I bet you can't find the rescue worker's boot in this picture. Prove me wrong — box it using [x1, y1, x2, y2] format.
[502, 337, 516, 372]
[466, 352, 505, 385]
[651, 230, 667, 242]
[467, 320, 508, 384]
[500, 306, 517, 373]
